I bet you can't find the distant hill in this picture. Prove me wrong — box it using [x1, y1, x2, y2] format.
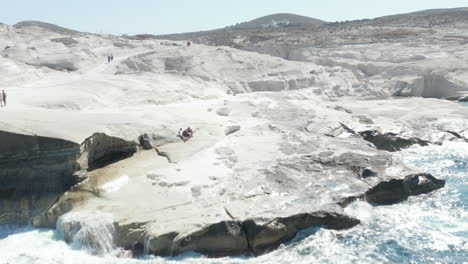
[14, 21, 79, 35]
[369, 7, 468, 27]
[159, 13, 325, 43]
[232, 13, 325, 29]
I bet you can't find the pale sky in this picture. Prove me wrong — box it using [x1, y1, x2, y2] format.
[1, 0, 466, 35]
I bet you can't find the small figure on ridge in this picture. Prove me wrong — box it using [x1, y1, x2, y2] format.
[2, 90, 6, 107]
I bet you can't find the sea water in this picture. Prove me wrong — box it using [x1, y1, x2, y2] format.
[1, 141, 467, 264]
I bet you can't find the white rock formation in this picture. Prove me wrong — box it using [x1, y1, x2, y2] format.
[0, 18, 466, 257]
[162, 8, 468, 99]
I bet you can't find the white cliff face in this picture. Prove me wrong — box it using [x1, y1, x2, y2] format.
[0, 18, 467, 257]
[162, 8, 468, 99]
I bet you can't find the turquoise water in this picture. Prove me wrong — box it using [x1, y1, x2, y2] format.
[459, 102, 468, 107]
[1, 142, 467, 264]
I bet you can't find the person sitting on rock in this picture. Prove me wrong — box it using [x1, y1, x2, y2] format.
[177, 128, 183, 140]
[182, 129, 190, 142]
[182, 127, 194, 142]
[187, 127, 193, 137]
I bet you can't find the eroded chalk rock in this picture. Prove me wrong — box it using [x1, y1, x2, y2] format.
[0, 131, 80, 225]
[225, 125, 241, 135]
[216, 108, 232, 116]
[248, 80, 286, 92]
[77, 133, 138, 170]
[138, 131, 180, 150]
[51, 37, 79, 46]
[10, 132, 141, 227]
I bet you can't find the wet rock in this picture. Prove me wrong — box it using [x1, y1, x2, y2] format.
[242, 212, 360, 255]
[365, 173, 445, 205]
[57, 211, 116, 255]
[134, 210, 359, 257]
[359, 130, 429, 152]
[171, 221, 248, 257]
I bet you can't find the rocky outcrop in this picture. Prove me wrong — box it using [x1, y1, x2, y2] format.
[0, 131, 80, 225]
[247, 80, 287, 92]
[242, 212, 360, 256]
[94, 211, 359, 257]
[341, 173, 445, 206]
[32, 133, 139, 227]
[393, 75, 468, 98]
[216, 107, 232, 116]
[51, 37, 79, 46]
[359, 130, 429, 152]
[77, 133, 138, 171]
[164, 56, 194, 72]
[225, 125, 241, 135]
[138, 131, 179, 150]
[170, 220, 248, 257]
[56, 171, 446, 258]
[40, 60, 79, 72]
[0, 131, 140, 225]
[365, 173, 445, 205]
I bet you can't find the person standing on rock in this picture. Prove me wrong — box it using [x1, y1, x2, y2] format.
[111, 54, 114, 62]
[2, 90, 6, 107]
[107, 55, 111, 63]
[0, 90, 3, 107]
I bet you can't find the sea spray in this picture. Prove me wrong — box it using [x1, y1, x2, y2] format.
[143, 232, 150, 256]
[57, 211, 116, 255]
